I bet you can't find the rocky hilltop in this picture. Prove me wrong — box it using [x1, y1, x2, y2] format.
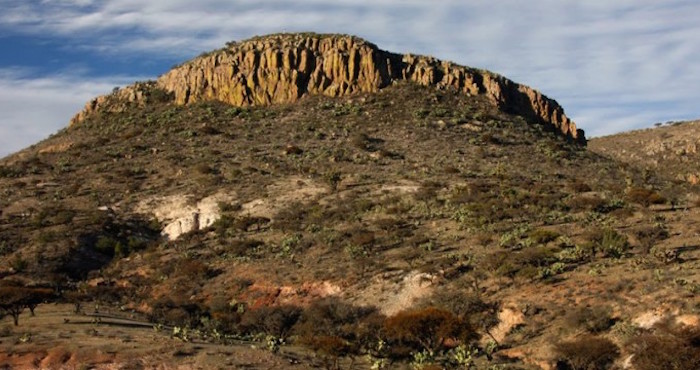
[70, 33, 584, 143]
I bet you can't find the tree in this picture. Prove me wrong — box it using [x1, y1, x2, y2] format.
[0, 286, 54, 325]
[62, 290, 89, 314]
[0, 286, 28, 325]
[24, 288, 53, 316]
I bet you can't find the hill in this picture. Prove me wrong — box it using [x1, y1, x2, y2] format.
[590, 120, 700, 187]
[0, 34, 698, 369]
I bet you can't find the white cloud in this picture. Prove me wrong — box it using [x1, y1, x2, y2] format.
[0, 0, 699, 148]
[0, 69, 140, 157]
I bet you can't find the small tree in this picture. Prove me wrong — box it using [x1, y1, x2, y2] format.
[63, 289, 89, 314]
[0, 286, 55, 325]
[0, 287, 29, 325]
[25, 288, 53, 316]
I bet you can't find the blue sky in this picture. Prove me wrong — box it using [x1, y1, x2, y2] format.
[1, 1, 700, 157]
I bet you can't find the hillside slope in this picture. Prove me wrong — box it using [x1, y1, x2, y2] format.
[590, 120, 700, 186]
[0, 34, 698, 369]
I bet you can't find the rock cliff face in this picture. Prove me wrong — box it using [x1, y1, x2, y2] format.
[71, 33, 584, 143]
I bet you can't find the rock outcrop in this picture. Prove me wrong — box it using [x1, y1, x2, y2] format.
[136, 192, 235, 240]
[71, 33, 584, 143]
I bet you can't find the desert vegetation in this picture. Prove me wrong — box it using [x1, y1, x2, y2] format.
[0, 74, 698, 368]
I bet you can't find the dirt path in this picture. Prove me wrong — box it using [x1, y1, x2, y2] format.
[0, 304, 321, 369]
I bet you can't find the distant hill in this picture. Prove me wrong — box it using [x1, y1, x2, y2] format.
[590, 119, 700, 186]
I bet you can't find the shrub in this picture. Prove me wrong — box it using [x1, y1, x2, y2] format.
[424, 290, 498, 341]
[569, 181, 591, 193]
[628, 325, 700, 370]
[9, 256, 27, 272]
[194, 163, 214, 175]
[323, 171, 342, 191]
[563, 306, 615, 333]
[175, 259, 212, 279]
[294, 298, 379, 357]
[0, 286, 27, 325]
[350, 133, 370, 150]
[486, 245, 561, 280]
[635, 225, 669, 254]
[529, 229, 560, 244]
[384, 307, 476, 354]
[240, 305, 301, 340]
[94, 236, 121, 256]
[554, 335, 619, 370]
[567, 195, 623, 213]
[583, 228, 629, 259]
[149, 297, 205, 328]
[226, 239, 264, 256]
[599, 229, 629, 258]
[626, 187, 666, 207]
[0, 241, 12, 256]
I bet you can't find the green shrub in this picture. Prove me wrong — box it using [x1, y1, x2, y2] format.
[94, 236, 121, 256]
[528, 229, 560, 244]
[599, 229, 629, 258]
[558, 244, 595, 263]
[0, 241, 12, 256]
[9, 256, 27, 272]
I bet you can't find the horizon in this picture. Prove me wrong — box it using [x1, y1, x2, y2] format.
[1, 1, 700, 157]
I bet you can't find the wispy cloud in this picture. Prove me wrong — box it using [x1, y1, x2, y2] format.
[0, 68, 139, 157]
[0, 0, 699, 155]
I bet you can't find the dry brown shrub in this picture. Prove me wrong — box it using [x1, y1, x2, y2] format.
[294, 298, 380, 360]
[628, 325, 700, 370]
[384, 307, 476, 354]
[239, 305, 301, 339]
[563, 305, 615, 333]
[567, 195, 607, 212]
[554, 335, 619, 370]
[626, 187, 666, 207]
